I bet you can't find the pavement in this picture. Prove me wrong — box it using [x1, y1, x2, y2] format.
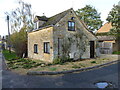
[1, 52, 119, 88]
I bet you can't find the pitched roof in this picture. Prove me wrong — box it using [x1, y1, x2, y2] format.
[97, 22, 112, 33]
[37, 8, 73, 27]
[36, 16, 48, 21]
[32, 8, 97, 40]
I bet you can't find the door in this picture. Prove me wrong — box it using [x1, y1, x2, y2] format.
[90, 41, 95, 58]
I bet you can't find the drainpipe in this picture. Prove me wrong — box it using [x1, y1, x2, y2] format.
[58, 38, 60, 58]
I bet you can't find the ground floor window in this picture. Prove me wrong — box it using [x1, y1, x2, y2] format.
[44, 42, 50, 54]
[34, 44, 38, 53]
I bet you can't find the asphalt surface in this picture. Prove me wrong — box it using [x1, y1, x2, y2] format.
[1, 52, 119, 88]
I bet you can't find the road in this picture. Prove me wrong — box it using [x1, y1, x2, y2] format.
[1, 52, 119, 88]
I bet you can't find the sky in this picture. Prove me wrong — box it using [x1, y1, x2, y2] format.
[0, 0, 119, 36]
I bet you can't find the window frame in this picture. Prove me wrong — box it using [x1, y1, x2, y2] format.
[34, 44, 38, 54]
[68, 21, 75, 31]
[44, 42, 50, 54]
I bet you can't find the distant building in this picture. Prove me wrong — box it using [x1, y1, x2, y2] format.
[96, 22, 117, 54]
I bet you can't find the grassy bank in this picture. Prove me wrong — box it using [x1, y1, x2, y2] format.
[2, 50, 118, 75]
[2, 50, 19, 60]
[112, 51, 120, 55]
[2, 50, 42, 69]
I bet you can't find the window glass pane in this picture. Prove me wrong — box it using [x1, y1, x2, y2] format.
[68, 22, 71, 26]
[34, 44, 38, 53]
[47, 43, 50, 53]
[44, 43, 46, 53]
[72, 22, 75, 26]
[68, 21, 75, 31]
[44, 42, 50, 53]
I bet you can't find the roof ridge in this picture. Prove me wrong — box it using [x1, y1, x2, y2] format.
[42, 8, 73, 26]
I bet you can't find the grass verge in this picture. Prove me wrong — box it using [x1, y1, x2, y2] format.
[112, 51, 120, 55]
[2, 50, 44, 69]
[2, 50, 19, 60]
[2, 49, 118, 75]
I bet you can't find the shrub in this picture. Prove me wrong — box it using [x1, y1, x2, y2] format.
[32, 63, 42, 67]
[22, 64, 33, 69]
[91, 61, 96, 63]
[47, 63, 52, 66]
[53, 56, 72, 64]
[10, 66, 19, 69]
[53, 57, 63, 64]
[112, 51, 120, 55]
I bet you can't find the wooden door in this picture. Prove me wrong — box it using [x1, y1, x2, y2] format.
[90, 41, 95, 58]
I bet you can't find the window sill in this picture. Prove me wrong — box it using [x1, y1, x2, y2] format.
[44, 52, 50, 54]
[34, 52, 38, 54]
[68, 29, 75, 31]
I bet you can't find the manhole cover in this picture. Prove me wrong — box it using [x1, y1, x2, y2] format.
[94, 81, 113, 88]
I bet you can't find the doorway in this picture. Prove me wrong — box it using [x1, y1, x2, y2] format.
[90, 41, 95, 58]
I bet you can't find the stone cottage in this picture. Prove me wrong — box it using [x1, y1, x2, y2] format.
[28, 8, 97, 62]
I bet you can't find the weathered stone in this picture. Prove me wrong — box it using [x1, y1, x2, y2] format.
[28, 8, 97, 62]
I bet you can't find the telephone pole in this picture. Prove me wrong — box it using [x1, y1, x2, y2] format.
[7, 15, 11, 53]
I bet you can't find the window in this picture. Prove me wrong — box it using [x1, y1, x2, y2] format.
[68, 21, 75, 31]
[34, 21, 39, 29]
[34, 44, 38, 53]
[44, 42, 50, 53]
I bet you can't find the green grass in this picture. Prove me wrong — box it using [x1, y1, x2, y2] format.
[48, 67, 57, 71]
[2, 50, 19, 60]
[72, 65, 81, 69]
[112, 51, 120, 55]
[2, 50, 42, 69]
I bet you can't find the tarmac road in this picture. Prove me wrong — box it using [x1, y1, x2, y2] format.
[1, 52, 119, 88]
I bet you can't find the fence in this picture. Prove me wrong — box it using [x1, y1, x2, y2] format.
[98, 42, 113, 54]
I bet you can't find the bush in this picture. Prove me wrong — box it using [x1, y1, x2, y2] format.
[53, 56, 72, 64]
[53, 57, 63, 64]
[112, 51, 120, 55]
[22, 64, 33, 69]
[10, 66, 19, 69]
[91, 61, 96, 63]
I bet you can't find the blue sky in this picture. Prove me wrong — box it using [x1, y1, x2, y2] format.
[0, 0, 119, 36]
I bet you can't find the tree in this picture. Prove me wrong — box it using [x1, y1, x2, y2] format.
[76, 5, 103, 32]
[10, 1, 34, 33]
[106, 5, 120, 37]
[7, 1, 34, 57]
[106, 4, 120, 51]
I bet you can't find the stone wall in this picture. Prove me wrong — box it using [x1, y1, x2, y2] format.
[53, 10, 97, 60]
[28, 26, 54, 62]
[28, 9, 97, 62]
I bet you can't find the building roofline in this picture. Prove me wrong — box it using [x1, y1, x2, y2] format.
[28, 25, 54, 33]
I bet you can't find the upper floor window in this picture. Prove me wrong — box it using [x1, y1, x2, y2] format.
[34, 21, 39, 29]
[44, 42, 50, 54]
[68, 21, 75, 31]
[34, 44, 38, 53]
